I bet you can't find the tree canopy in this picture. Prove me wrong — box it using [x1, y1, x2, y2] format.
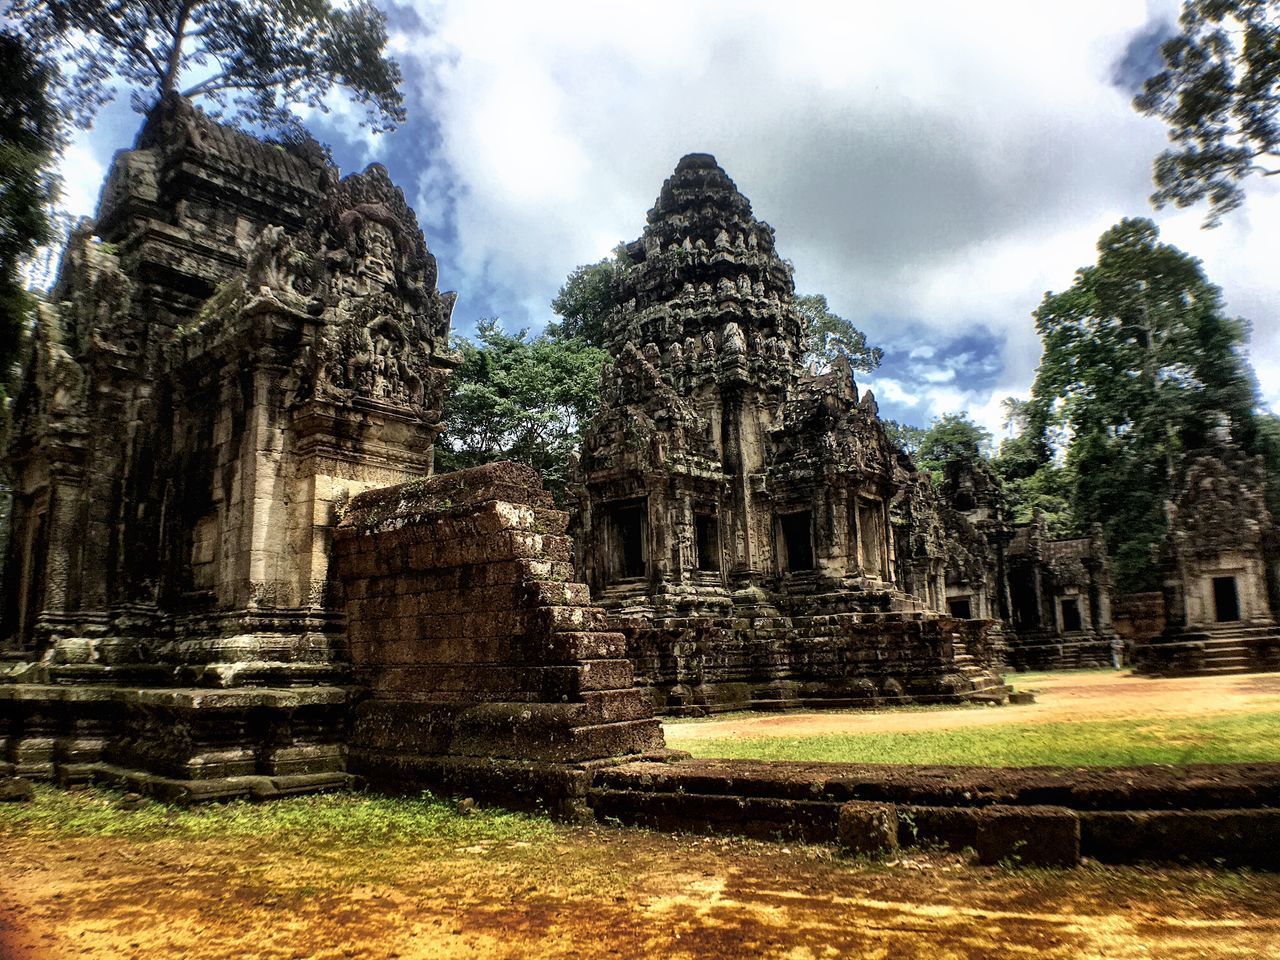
[914, 414, 992, 475]
[8, 0, 406, 135]
[1026, 216, 1264, 589]
[436, 320, 609, 504]
[0, 29, 60, 392]
[1135, 0, 1280, 226]
[795, 293, 884, 375]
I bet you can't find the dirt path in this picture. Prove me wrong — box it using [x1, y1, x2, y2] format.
[3, 825, 1280, 959]
[663, 670, 1280, 743]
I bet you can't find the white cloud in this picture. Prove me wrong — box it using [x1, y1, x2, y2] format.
[50, 0, 1280, 427]
[400, 0, 1278, 420]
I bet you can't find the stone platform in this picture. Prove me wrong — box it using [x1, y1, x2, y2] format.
[1135, 624, 1280, 677]
[588, 758, 1280, 868]
[618, 612, 1008, 716]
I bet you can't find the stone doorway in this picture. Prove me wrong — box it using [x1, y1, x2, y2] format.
[1060, 597, 1083, 633]
[694, 512, 720, 572]
[948, 596, 973, 619]
[606, 500, 649, 582]
[779, 511, 814, 572]
[1213, 576, 1240, 623]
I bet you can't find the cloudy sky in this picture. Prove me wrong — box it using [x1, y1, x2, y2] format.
[56, 0, 1280, 439]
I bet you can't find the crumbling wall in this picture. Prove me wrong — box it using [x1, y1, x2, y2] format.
[333, 462, 665, 816]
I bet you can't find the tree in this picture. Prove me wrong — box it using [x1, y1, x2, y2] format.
[1027, 217, 1263, 589]
[0, 29, 60, 391]
[882, 419, 926, 458]
[795, 293, 884, 374]
[914, 413, 992, 478]
[8, 0, 405, 135]
[547, 253, 627, 347]
[437, 320, 610, 504]
[1134, 0, 1280, 226]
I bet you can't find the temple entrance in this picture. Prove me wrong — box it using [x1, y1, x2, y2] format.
[857, 498, 885, 578]
[1060, 597, 1083, 632]
[1213, 576, 1240, 623]
[606, 500, 648, 582]
[694, 512, 720, 572]
[948, 596, 973, 619]
[779, 511, 814, 572]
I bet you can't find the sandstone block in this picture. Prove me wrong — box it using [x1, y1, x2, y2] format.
[837, 801, 898, 857]
[976, 804, 1080, 867]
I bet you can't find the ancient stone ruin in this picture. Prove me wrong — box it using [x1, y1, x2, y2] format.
[332, 461, 664, 817]
[1136, 419, 1280, 675]
[571, 153, 1008, 714]
[0, 98, 664, 803]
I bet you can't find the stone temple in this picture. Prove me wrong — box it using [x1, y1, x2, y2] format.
[1136, 419, 1280, 675]
[0, 98, 663, 807]
[572, 154, 1008, 714]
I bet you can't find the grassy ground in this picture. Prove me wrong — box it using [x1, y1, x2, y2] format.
[679, 711, 1280, 766]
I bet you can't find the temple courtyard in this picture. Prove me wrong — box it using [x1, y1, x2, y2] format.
[2, 670, 1279, 960]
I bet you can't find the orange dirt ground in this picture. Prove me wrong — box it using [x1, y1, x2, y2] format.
[3, 823, 1280, 959]
[662, 669, 1280, 743]
[3, 669, 1280, 960]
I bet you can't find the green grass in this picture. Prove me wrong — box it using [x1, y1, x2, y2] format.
[0, 786, 560, 846]
[681, 710, 1280, 767]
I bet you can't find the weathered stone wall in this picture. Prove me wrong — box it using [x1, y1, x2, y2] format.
[1137, 425, 1280, 676]
[333, 462, 665, 816]
[619, 611, 1004, 715]
[1112, 592, 1165, 645]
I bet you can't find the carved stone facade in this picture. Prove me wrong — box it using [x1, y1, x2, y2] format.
[573, 154, 1007, 714]
[1004, 520, 1119, 670]
[1136, 425, 1280, 675]
[0, 100, 663, 802]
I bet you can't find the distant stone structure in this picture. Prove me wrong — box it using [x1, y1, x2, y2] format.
[572, 154, 1007, 714]
[1136, 423, 1280, 675]
[1004, 519, 1118, 669]
[0, 99, 664, 802]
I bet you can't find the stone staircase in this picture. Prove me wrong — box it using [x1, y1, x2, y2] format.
[1135, 621, 1280, 677]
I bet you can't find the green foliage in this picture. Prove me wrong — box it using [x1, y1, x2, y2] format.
[547, 253, 628, 347]
[437, 319, 609, 503]
[680, 710, 1280, 766]
[1134, 0, 1280, 226]
[0, 30, 58, 391]
[1027, 217, 1263, 590]
[794, 293, 884, 374]
[992, 398, 1077, 536]
[882, 419, 926, 457]
[914, 413, 993, 480]
[9, 0, 405, 135]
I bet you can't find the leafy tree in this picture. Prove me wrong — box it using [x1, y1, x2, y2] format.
[882, 419, 926, 458]
[8, 0, 405, 135]
[1027, 216, 1263, 589]
[0, 29, 60, 392]
[437, 320, 609, 504]
[795, 293, 884, 374]
[1134, 0, 1280, 226]
[914, 413, 992, 478]
[547, 253, 627, 347]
